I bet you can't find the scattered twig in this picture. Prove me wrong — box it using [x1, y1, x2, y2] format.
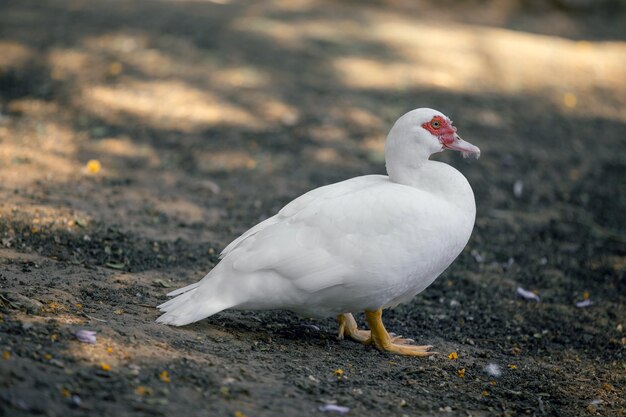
[80, 312, 107, 322]
[0, 294, 20, 309]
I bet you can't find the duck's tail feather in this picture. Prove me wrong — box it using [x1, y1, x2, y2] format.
[156, 286, 232, 326]
[166, 281, 200, 297]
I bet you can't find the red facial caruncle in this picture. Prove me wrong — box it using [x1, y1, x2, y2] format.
[421, 115, 481, 158]
[420, 116, 457, 147]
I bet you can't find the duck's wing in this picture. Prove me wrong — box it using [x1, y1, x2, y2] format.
[219, 175, 387, 259]
[226, 175, 456, 294]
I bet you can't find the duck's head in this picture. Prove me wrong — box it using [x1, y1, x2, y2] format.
[386, 108, 481, 161]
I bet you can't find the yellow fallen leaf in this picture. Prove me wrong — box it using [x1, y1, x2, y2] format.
[563, 93, 577, 108]
[334, 369, 344, 376]
[61, 388, 71, 398]
[601, 383, 614, 392]
[508, 364, 517, 369]
[48, 302, 62, 312]
[235, 412, 247, 417]
[101, 363, 111, 372]
[2, 351, 10, 360]
[86, 159, 101, 174]
[583, 291, 590, 300]
[448, 352, 458, 360]
[107, 347, 113, 353]
[159, 370, 171, 383]
[569, 169, 580, 181]
[482, 390, 489, 397]
[107, 62, 123, 76]
[135, 386, 152, 396]
[43, 353, 52, 361]
[457, 368, 465, 378]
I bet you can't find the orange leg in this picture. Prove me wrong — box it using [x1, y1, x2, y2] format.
[337, 309, 435, 356]
[364, 308, 434, 356]
[337, 313, 370, 343]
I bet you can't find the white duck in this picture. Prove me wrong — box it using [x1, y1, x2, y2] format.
[157, 108, 480, 356]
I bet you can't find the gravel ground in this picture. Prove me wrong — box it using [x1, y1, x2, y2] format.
[0, 1, 625, 416]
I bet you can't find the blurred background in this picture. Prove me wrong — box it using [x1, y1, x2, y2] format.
[0, 0, 624, 416]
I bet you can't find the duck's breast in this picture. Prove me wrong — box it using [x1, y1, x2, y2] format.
[339, 180, 475, 310]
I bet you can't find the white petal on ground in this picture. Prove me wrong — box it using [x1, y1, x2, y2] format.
[75, 330, 97, 344]
[319, 404, 350, 415]
[484, 363, 502, 377]
[516, 287, 540, 302]
[513, 180, 524, 198]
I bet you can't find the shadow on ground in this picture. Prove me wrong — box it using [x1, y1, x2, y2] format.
[0, 0, 625, 416]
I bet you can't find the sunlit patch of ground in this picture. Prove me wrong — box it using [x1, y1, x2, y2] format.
[0, 40, 34, 69]
[236, 4, 626, 122]
[83, 80, 262, 131]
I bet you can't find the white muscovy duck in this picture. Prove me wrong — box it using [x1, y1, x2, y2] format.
[157, 108, 480, 356]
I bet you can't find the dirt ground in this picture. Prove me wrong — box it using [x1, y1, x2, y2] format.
[0, 0, 625, 416]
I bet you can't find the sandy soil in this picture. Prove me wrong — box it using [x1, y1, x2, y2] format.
[0, 0, 625, 416]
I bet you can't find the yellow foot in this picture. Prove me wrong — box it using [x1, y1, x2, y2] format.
[337, 313, 370, 343]
[389, 335, 417, 345]
[337, 310, 435, 357]
[365, 309, 435, 357]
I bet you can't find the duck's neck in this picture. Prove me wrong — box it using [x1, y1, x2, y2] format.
[387, 157, 441, 192]
[384, 117, 441, 187]
[385, 127, 434, 187]
[386, 150, 475, 214]
[386, 158, 427, 187]
[391, 161, 476, 218]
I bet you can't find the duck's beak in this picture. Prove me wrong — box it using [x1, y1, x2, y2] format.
[442, 134, 481, 159]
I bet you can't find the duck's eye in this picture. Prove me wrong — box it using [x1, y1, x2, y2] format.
[431, 120, 441, 129]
